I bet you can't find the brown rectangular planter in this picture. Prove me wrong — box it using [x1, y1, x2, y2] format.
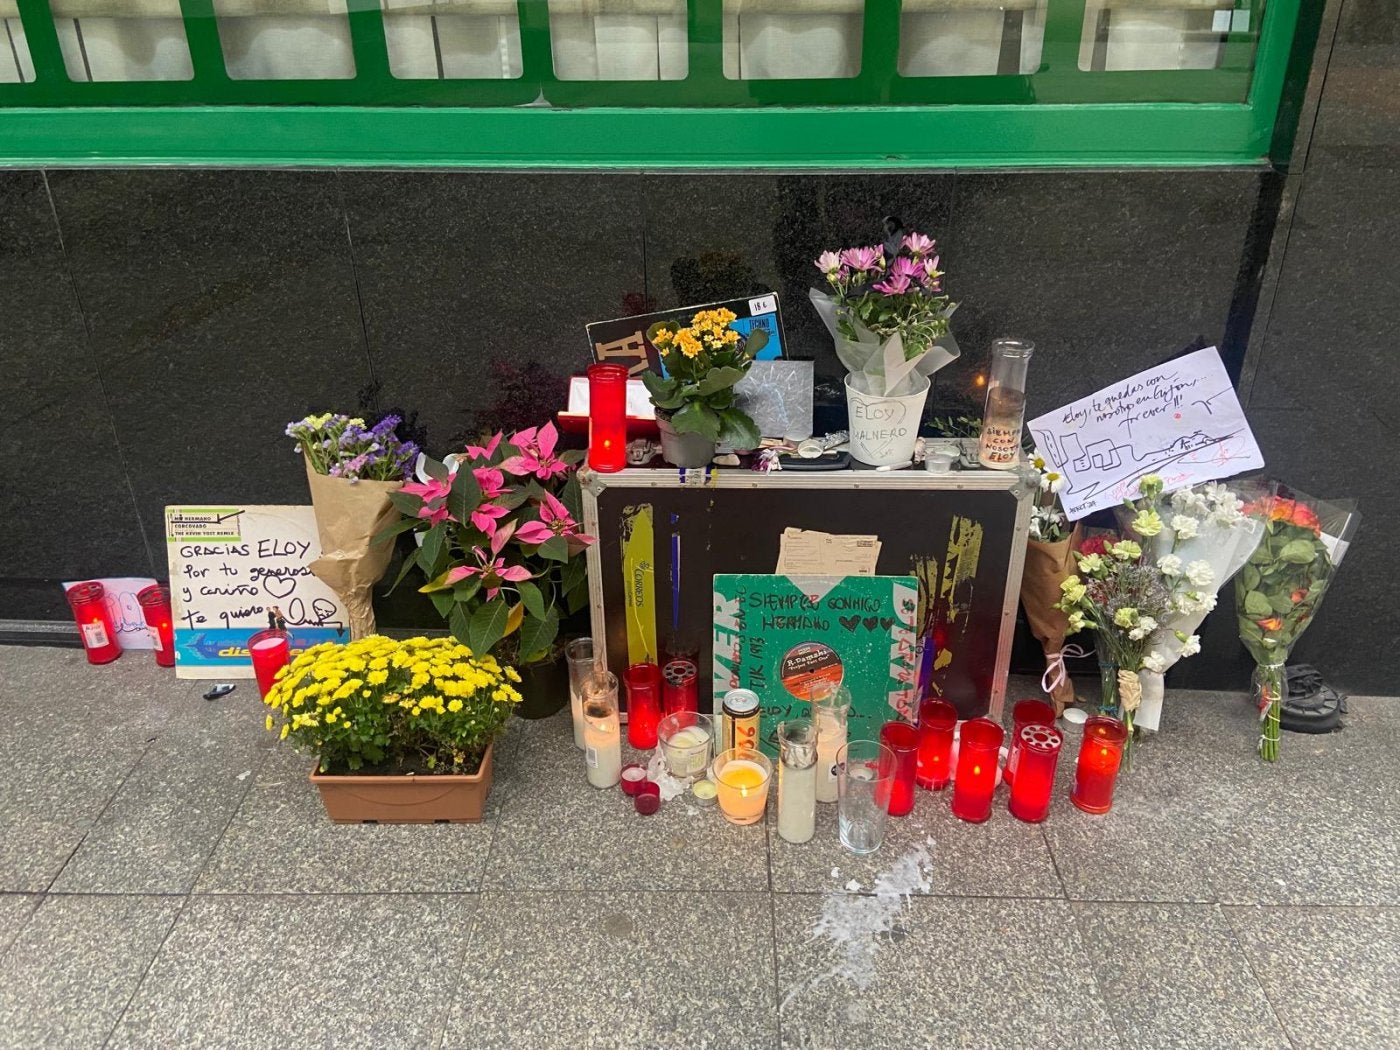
[308, 745, 493, 824]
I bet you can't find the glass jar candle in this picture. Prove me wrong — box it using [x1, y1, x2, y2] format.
[1004, 698, 1056, 790]
[582, 671, 623, 789]
[67, 581, 121, 665]
[657, 711, 715, 782]
[777, 719, 818, 845]
[625, 662, 663, 749]
[564, 637, 597, 750]
[1008, 724, 1064, 823]
[878, 721, 920, 817]
[976, 338, 1033, 470]
[136, 584, 175, 668]
[1070, 716, 1129, 814]
[661, 658, 698, 717]
[247, 628, 291, 698]
[712, 748, 773, 826]
[951, 718, 1004, 823]
[587, 362, 629, 473]
[837, 739, 895, 855]
[812, 685, 851, 804]
[916, 697, 957, 790]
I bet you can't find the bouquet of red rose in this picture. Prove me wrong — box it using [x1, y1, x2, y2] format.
[1235, 485, 1360, 761]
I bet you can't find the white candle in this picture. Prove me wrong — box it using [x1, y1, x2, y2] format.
[814, 705, 846, 804]
[778, 760, 816, 844]
[570, 686, 586, 749]
[584, 717, 621, 788]
[662, 725, 711, 779]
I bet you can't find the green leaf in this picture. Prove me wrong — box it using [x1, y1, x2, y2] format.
[672, 400, 722, 440]
[451, 577, 481, 605]
[743, 327, 769, 356]
[388, 490, 425, 517]
[561, 553, 587, 593]
[372, 516, 419, 548]
[1239, 618, 1264, 641]
[517, 606, 560, 663]
[1278, 538, 1318, 565]
[1243, 590, 1272, 618]
[692, 366, 746, 397]
[446, 466, 483, 526]
[467, 599, 510, 655]
[449, 602, 470, 644]
[517, 579, 546, 620]
[418, 566, 459, 593]
[1269, 591, 1296, 616]
[538, 536, 569, 562]
[419, 525, 445, 572]
[1240, 565, 1261, 592]
[496, 486, 531, 512]
[717, 408, 761, 451]
[386, 548, 420, 595]
[421, 456, 450, 481]
[567, 584, 590, 616]
[429, 590, 455, 618]
[642, 371, 685, 411]
[560, 472, 583, 523]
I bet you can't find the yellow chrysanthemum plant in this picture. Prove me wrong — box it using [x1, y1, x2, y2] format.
[263, 635, 522, 774]
[643, 308, 769, 450]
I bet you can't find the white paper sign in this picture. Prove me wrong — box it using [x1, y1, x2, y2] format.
[61, 577, 159, 650]
[1028, 347, 1264, 521]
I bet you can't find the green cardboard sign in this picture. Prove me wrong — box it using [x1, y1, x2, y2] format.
[712, 574, 919, 757]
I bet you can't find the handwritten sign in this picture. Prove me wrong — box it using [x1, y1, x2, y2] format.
[1027, 347, 1263, 521]
[165, 505, 349, 679]
[61, 578, 158, 650]
[712, 574, 917, 758]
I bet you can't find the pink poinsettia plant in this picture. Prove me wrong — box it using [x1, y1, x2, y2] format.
[376, 422, 594, 664]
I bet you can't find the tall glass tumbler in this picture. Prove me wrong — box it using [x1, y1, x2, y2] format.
[951, 718, 1004, 823]
[812, 684, 851, 804]
[582, 671, 622, 789]
[625, 661, 663, 750]
[976, 338, 1033, 470]
[1004, 698, 1056, 790]
[916, 697, 958, 790]
[879, 721, 920, 817]
[587, 362, 629, 473]
[565, 637, 597, 750]
[837, 740, 895, 854]
[1008, 724, 1064, 824]
[1070, 716, 1129, 815]
[777, 719, 818, 844]
[661, 658, 698, 717]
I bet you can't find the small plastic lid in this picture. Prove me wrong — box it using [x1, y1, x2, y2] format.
[1019, 723, 1063, 754]
[634, 781, 661, 815]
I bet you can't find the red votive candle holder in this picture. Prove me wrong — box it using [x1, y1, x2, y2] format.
[625, 661, 663, 749]
[1008, 724, 1064, 823]
[620, 763, 649, 796]
[951, 717, 1004, 823]
[916, 697, 958, 790]
[247, 628, 291, 698]
[66, 581, 121, 665]
[1071, 716, 1129, 815]
[879, 721, 920, 816]
[1004, 698, 1056, 790]
[136, 584, 175, 668]
[634, 780, 661, 815]
[587, 363, 629, 473]
[662, 658, 699, 717]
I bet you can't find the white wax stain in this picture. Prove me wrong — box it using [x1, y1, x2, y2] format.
[645, 750, 690, 803]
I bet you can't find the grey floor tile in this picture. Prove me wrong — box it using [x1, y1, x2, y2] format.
[484, 719, 770, 892]
[1225, 906, 1400, 1048]
[195, 748, 496, 893]
[442, 891, 777, 1050]
[1073, 903, 1287, 1049]
[775, 893, 1118, 1050]
[109, 894, 476, 1049]
[769, 788, 1063, 898]
[0, 894, 181, 1050]
[0, 894, 40, 956]
[51, 698, 271, 894]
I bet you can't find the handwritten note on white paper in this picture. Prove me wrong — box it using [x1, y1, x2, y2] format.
[775, 528, 881, 576]
[1028, 347, 1264, 521]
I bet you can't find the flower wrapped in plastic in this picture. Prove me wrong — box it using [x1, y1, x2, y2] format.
[1235, 486, 1360, 761]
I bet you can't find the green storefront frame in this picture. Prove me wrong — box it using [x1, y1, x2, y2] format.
[0, 0, 1304, 167]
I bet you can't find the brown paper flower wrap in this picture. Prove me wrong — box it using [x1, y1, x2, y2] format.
[1020, 525, 1082, 713]
[304, 459, 403, 639]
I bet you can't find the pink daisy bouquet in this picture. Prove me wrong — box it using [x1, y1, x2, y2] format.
[378, 422, 595, 664]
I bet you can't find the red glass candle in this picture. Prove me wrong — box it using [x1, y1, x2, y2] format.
[1008, 724, 1064, 823]
[662, 658, 698, 716]
[136, 584, 175, 668]
[1004, 698, 1056, 790]
[587, 363, 629, 473]
[625, 661, 663, 749]
[247, 628, 291, 698]
[634, 780, 661, 815]
[620, 763, 649, 796]
[951, 718, 1004, 823]
[1071, 716, 1129, 815]
[879, 721, 920, 817]
[916, 697, 957, 790]
[66, 581, 121, 665]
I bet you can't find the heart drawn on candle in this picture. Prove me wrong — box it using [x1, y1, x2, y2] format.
[262, 575, 298, 600]
[861, 615, 879, 632]
[838, 615, 861, 633]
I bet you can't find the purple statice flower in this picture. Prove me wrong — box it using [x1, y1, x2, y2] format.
[370, 414, 402, 440]
[872, 273, 912, 295]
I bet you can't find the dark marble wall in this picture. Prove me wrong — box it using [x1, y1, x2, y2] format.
[1, 0, 1395, 692]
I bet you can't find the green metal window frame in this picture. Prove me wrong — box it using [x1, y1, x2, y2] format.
[0, 0, 1302, 167]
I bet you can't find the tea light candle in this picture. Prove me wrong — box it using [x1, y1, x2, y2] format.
[620, 764, 649, 796]
[1008, 724, 1063, 823]
[712, 748, 773, 826]
[916, 697, 957, 790]
[690, 778, 718, 807]
[66, 581, 121, 665]
[1070, 716, 1129, 814]
[136, 585, 175, 668]
[951, 718, 1004, 823]
[634, 780, 661, 815]
[247, 629, 290, 698]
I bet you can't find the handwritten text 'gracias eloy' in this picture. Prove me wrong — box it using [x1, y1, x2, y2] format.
[176, 540, 341, 631]
[1059, 370, 1202, 431]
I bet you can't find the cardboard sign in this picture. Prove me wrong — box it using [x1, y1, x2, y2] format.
[1027, 347, 1264, 520]
[164, 505, 349, 678]
[712, 574, 918, 758]
[587, 294, 786, 377]
[61, 577, 158, 650]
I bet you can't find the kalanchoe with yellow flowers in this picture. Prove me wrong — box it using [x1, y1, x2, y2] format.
[263, 635, 522, 774]
[643, 308, 768, 450]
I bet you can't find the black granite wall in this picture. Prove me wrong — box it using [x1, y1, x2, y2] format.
[1, 0, 1394, 693]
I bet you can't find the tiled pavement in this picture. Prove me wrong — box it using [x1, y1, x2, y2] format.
[0, 645, 1396, 1049]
